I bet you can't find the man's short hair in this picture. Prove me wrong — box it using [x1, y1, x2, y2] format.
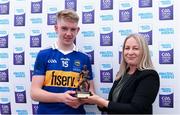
[56, 9, 79, 23]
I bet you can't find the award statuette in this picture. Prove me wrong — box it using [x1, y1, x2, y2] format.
[76, 65, 92, 98]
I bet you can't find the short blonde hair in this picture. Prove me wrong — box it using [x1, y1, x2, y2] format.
[116, 33, 154, 80]
[56, 9, 79, 23]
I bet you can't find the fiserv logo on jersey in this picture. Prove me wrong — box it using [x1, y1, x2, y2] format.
[44, 70, 79, 88]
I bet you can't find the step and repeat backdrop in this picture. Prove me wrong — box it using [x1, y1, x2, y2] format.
[0, 0, 180, 114]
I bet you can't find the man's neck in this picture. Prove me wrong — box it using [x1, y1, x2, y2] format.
[57, 41, 74, 51]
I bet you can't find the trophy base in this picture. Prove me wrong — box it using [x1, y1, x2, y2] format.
[76, 91, 92, 99]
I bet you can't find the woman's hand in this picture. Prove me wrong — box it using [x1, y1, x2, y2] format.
[80, 93, 109, 108]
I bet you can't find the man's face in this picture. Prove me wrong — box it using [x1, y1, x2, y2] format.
[55, 18, 79, 46]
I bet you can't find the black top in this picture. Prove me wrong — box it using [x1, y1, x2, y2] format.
[112, 73, 131, 102]
[99, 69, 160, 114]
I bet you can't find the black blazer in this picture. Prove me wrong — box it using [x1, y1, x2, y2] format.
[99, 69, 160, 114]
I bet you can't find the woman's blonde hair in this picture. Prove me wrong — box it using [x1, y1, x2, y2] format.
[116, 33, 154, 80]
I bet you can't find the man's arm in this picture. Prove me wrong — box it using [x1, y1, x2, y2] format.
[30, 75, 81, 108]
[31, 75, 65, 102]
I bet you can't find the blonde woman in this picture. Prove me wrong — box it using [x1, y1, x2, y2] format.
[83, 33, 160, 114]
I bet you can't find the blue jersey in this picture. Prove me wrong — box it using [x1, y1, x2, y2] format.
[33, 44, 93, 114]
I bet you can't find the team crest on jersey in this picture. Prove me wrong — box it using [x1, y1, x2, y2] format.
[74, 60, 81, 66]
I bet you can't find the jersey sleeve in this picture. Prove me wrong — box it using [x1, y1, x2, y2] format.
[86, 55, 93, 80]
[33, 50, 47, 76]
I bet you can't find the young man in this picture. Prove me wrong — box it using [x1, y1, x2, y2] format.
[30, 9, 94, 114]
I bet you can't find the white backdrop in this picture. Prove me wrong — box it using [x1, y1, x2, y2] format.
[0, 0, 180, 114]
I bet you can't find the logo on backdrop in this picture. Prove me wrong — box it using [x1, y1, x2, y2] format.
[0, 30, 8, 48]
[13, 32, 25, 40]
[118, 29, 132, 37]
[119, 1, 132, 22]
[159, 0, 173, 20]
[0, 97, 11, 114]
[100, 87, 111, 94]
[138, 12, 153, 20]
[14, 8, 25, 26]
[100, 63, 113, 83]
[0, 53, 9, 82]
[0, 86, 11, 114]
[0, 64, 9, 82]
[159, 27, 174, 35]
[82, 3, 94, 24]
[65, 0, 77, 11]
[81, 30, 95, 38]
[16, 109, 28, 115]
[31, 0, 42, 13]
[0, 0, 9, 14]
[100, 13, 113, 21]
[86, 51, 94, 64]
[159, 42, 173, 64]
[13, 71, 25, 79]
[139, 0, 152, 8]
[82, 45, 94, 64]
[13, 47, 25, 65]
[0, 86, 10, 92]
[29, 52, 37, 81]
[138, 24, 152, 45]
[15, 85, 27, 103]
[32, 103, 38, 114]
[30, 29, 42, 48]
[159, 87, 174, 108]
[30, 65, 34, 82]
[0, 18, 9, 25]
[100, 25, 113, 46]
[47, 7, 57, 25]
[46, 31, 57, 39]
[159, 72, 174, 80]
[100, 0, 113, 10]
[30, 17, 42, 25]
[100, 50, 113, 58]
[119, 51, 122, 64]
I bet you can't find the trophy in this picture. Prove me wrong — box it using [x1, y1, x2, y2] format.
[76, 65, 92, 98]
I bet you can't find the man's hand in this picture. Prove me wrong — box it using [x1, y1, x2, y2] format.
[62, 90, 81, 108]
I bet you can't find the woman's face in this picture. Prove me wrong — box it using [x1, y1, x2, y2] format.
[123, 37, 143, 67]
